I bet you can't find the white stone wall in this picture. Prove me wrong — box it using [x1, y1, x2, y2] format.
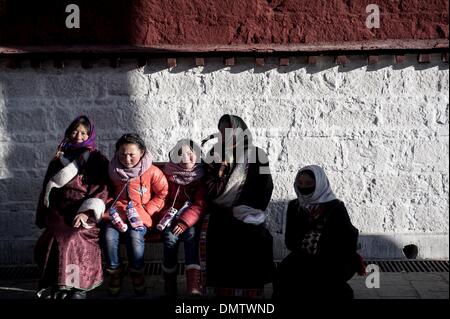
[0, 54, 448, 264]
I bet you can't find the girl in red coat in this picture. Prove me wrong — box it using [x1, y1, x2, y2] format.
[104, 133, 168, 296]
[160, 139, 207, 297]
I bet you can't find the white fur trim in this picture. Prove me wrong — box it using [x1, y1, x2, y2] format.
[43, 151, 90, 207]
[78, 198, 105, 222]
[43, 161, 79, 207]
[185, 264, 201, 271]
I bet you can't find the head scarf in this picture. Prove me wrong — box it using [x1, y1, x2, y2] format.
[202, 114, 253, 165]
[163, 139, 205, 185]
[294, 165, 337, 209]
[57, 115, 96, 155]
[219, 114, 252, 150]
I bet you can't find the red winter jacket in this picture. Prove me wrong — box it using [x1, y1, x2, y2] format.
[107, 165, 169, 228]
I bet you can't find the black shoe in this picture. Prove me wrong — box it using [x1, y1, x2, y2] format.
[53, 290, 69, 299]
[69, 291, 87, 299]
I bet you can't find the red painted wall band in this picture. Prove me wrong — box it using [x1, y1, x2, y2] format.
[0, 0, 448, 48]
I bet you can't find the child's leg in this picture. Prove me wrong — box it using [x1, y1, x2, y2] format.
[124, 227, 147, 270]
[162, 228, 181, 273]
[181, 226, 200, 267]
[104, 223, 123, 296]
[162, 228, 181, 296]
[124, 227, 148, 295]
[180, 226, 202, 295]
[104, 223, 122, 270]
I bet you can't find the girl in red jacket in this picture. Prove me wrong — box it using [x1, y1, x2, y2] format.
[160, 139, 207, 297]
[105, 133, 168, 296]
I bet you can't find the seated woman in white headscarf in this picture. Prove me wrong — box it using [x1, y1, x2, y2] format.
[273, 165, 360, 300]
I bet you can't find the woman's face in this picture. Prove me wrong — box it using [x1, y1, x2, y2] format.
[69, 124, 89, 144]
[179, 145, 197, 170]
[118, 143, 144, 168]
[296, 173, 316, 195]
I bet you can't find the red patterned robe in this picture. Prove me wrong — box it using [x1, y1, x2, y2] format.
[34, 149, 109, 292]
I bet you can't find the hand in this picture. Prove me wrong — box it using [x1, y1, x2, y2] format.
[55, 151, 64, 159]
[73, 212, 89, 228]
[218, 161, 229, 178]
[172, 223, 186, 236]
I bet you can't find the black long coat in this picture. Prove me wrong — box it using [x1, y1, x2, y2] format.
[205, 147, 275, 289]
[275, 199, 360, 299]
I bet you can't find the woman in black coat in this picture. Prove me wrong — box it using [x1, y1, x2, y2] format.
[273, 165, 360, 300]
[202, 114, 275, 298]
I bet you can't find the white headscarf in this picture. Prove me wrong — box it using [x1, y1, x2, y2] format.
[294, 165, 337, 208]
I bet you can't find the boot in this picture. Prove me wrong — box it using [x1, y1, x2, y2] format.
[163, 271, 178, 297]
[129, 267, 146, 296]
[186, 267, 202, 296]
[106, 267, 123, 296]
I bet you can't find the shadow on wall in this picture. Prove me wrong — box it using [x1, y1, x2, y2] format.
[357, 234, 450, 260]
[144, 54, 449, 77]
[0, 59, 147, 265]
[0, 66, 50, 265]
[268, 204, 435, 262]
[357, 235, 410, 260]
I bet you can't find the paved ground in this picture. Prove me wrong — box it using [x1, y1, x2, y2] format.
[348, 272, 449, 299]
[0, 272, 448, 299]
